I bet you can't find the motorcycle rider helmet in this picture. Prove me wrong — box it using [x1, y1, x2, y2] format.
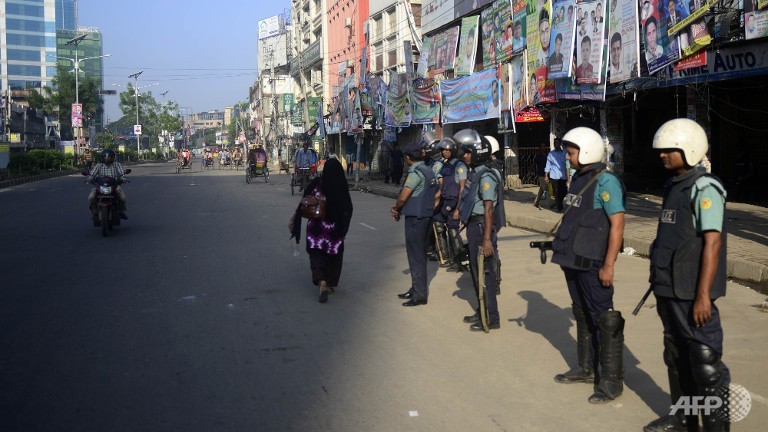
[102, 149, 116, 165]
[652, 118, 708, 167]
[454, 129, 491, 166]
[562, 127, 605, 165]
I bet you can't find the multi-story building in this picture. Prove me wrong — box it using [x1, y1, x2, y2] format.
[367, 1, 421, 86]
[55, 0, 77, 30]
[290, 0, 329, 135]
[184, 110, 225, 130]
[1, 0, 59, 97]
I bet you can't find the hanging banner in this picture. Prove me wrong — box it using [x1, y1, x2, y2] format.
[404, 40, 415, 82]
[316, 101, 326, 138]
[481, 7, 497, 69]
[308, 97, 324, 140]
[640, 0, 681, 74]
[745, 0, 768, 40]
[494, 0, 516, 64]
[548, 0, 576, 79]
[608, 0, 641, 83]
[680, 17, 711, 57]
[456, 16, 480, 76]
[348, 87, 363, 135]
[500, 63, 512, 112]
[360, 46, 368, 87]
[512, 0, 528, 54]
[575, 0, 606, 84]
[527, 0, 557, 103]
[433, 26, 460, 74]
[441, 68, 500, 124]
[667, 0, 709, 36]
[511, 52, 529, 113]
[329, 95, 342, 135]
[385, 73, 412, 128]
[417, 35, 432, 77]
[412, 80, 441, 124]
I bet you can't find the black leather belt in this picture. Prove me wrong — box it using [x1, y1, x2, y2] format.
[469, 214, 485, 223]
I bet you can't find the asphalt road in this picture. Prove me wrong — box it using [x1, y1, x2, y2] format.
[1, 160, 766, 431]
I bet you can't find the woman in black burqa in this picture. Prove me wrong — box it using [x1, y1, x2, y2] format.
[289, 158, 353, 303]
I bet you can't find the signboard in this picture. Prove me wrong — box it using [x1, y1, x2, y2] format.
[258, 15, 281, 40]
[0, 144, 9, 169]
[301, 38, 323, 66]
[134, 124, 142, 135]
[515, 108, 545, 122]
[71, 103, 83, 127]
[282, 93, 294, 112]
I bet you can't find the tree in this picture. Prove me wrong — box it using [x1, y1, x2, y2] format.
[227, 101, 249, 147]
[27, 65, 103, 140]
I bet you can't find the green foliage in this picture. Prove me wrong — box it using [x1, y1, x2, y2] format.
[9, 150, 76, 174]
[25, 65, 103, 140]
[95, 131, 118, 149]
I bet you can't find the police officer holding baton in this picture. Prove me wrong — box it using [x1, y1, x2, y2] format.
[456, 129, 505, 331]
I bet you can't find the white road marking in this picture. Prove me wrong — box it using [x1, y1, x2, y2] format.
[360, 223, 377, 230]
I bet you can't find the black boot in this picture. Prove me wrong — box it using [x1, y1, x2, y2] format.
[555, 305, 595, 384]
[644, 339, 692, 432]
[434, 222, 450, 266]
[690, 342, 730, 432]
[446, 228, 468, 272]
[588, 310, 625, 404]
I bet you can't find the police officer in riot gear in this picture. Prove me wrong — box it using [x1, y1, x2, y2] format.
[551, 127, 626, 404]
[434, 137, 469, 272]
[456, 129, 505, 331]
[643, 119, 730, 432]
[392, 142, 439, 307]
[420, 132, 443, 262]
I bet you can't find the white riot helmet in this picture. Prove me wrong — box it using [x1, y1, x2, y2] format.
[485, 135, 500, 155]
[652, 118, 708, 166]
[562, 127, 605, 165]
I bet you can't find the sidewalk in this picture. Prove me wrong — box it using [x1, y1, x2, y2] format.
[356, 177, 768, 292]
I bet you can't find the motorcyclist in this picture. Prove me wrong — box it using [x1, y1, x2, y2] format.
[87, 149, 128, 220]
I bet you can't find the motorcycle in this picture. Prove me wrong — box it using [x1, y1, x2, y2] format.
[83, 169, 131, 237]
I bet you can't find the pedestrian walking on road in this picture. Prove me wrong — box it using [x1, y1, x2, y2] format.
[456, 129, 505, 331]
[550, 127, 626, 404]
[533, 144, 549, 209]
[643, 119, 730, 432]
[392, 142, 438, 307]
[545, 137, 570, 212]
[289, 158, 353, 304]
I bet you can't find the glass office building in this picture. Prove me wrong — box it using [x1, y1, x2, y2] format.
[55, 0, 77, 30]
[2, 0, 59, 92]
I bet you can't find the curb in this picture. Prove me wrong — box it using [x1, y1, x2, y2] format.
[362, 184, 768, 290]
[0, 169, 80, 189]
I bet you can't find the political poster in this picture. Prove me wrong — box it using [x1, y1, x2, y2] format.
[348, 87, 363, 135]
[500, 63, 512, 112]
[512, 0, 528, 54]
[440, 68, 500, 124]
[404, 40, 415, 82]
[527, 0, 557, 103]
[575, 0, 606, 84]
[494, 0, 515, 64]
[745, 0, 768, 40]
[481, 6, 497, 68]
[328, 96, 341, 135]
[443, 26, 461, 71]
[417, 35, 432, 77]
[547, 0, 576, 79]
[511, 52, 529, 112]
[412, 80, 442, 124]
[456, 16, 480, 76]
[607, 0, 641, 83]
[640, 0, 681, 74]
[385, 73, 412, 128]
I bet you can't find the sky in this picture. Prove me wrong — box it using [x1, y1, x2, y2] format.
[78, 0, 289, 125]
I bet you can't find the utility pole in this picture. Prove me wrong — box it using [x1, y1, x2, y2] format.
[129, 71, 143, 159]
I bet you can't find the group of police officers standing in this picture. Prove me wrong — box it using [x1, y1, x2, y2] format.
[389, 118, 731, 432]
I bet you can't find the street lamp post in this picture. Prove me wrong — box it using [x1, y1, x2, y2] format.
[128, 71, 143, 159]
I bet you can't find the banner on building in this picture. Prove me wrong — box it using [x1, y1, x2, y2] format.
[348, 88, 363, 135]
[500, 63, 512, 112]
[404, 40, 415, 82]
[494, 0, 516, 64]
[640, 0, 681, 74]
[575, 0, 606, 84]
[417, 35, 432, 77]
[547, 0, 576, 80]
[441, 68, 500, 124]
[308, 97, 323, 140]
[385, 73, 412, 128]
[412, 80, 441, 124]
[433, 26, 460, 74]
[527, 0, 557, 103]
[608, 0, 641, 83]
[481, 7, 497, 68]
[746, 1, 768, 40]
[511, 52, 529, 113]
[512, 0, 528, 55]
[258, 15, 281, 40]
[456, 16, 480, 76]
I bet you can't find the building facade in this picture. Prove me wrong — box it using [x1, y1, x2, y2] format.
[290, 0, 329, 139]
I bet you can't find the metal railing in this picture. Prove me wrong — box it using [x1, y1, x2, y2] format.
[516, 147, 542, 186]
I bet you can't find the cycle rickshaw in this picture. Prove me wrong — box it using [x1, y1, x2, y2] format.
[246, 148, 269, 183]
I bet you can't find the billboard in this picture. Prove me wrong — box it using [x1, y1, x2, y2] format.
[258, 15, 281, 40]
